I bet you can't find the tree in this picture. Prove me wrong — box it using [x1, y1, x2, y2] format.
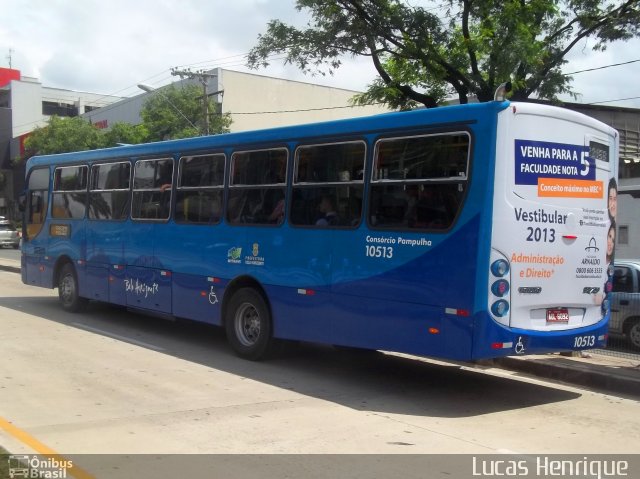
[248, 0, 640, 108]
[102, 122, 149, 146]
[140, 84, 232, 141]
[24, 116, 104, 156]
[20, 85, 234, 159]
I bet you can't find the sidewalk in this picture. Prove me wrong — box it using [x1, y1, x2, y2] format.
[1, 255, 639, 397]
[493, 352, 640, 398]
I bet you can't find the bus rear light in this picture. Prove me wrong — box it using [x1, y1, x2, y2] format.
[491, 341, 513, 350]
[491, 280, 509, 297]
[491, 300, 509, 317]
[490, 259, 509, 277]
[445, 308, 470, 316]
[428, 327, 440, 334]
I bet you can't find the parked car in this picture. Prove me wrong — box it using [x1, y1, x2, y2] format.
[609, 260, 640, 350]
[0, 217, 20, 249]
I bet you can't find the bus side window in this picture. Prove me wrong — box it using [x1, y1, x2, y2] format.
[369, 133, 470, 231]
[291, 141, 365, 228]
[131, 158, 174, 221]
[52, 165, 88, 219]
[89, 162, 131, 221]
[227, 148, 287, 226]
[175, 153, 225, 225]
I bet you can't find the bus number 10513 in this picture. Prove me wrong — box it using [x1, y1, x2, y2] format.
[366, 245, 394, 259]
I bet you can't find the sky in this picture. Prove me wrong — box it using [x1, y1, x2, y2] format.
[2, 0, 640, 109]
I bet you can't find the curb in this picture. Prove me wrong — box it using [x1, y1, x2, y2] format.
[494, 356, 640, 397]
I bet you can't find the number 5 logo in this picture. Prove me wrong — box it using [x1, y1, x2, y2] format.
[580, 151, 590, 177]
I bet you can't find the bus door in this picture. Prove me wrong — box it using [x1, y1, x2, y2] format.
[125, 158, 174, 314]
[22, 167, 50, 287]
[48, 165, 89, 293]
[86, 161, 133, 304]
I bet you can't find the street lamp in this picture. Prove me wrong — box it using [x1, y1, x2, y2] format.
[137, 83, 200, 134]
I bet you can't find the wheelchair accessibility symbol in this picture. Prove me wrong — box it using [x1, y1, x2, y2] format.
[208, 286, 219, 305]
[515, 336, 526, 355]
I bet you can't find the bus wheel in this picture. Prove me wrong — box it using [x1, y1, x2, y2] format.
[226, 288, 272, 360]
[58, 263, 88, 313]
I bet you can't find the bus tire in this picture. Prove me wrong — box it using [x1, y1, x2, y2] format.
[58, 263, 88, 313]
[225, 288, 273, 360]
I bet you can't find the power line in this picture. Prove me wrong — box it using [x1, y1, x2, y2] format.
[565, 58, 640, 76]
[587, 96, 640, 105]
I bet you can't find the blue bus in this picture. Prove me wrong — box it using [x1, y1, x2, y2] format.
[21, 100, 618, 360]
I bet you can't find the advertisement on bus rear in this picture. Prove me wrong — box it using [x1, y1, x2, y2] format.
[491, 105, 618, 337]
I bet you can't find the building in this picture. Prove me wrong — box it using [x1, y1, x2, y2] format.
[0, 67, 124, 219]
[82, 68, 390, 133]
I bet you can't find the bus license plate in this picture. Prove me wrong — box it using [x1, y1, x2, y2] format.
[547, 308, 569, 323]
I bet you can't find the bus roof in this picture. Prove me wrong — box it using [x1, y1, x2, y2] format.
[26, 100, 614, 169]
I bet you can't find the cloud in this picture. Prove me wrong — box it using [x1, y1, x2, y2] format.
[1, 0, 639, 108]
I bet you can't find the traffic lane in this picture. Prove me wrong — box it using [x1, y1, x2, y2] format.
[0, 282, 580, 419]
[0, 272, 638, 454]
[0, 246, 20, 262]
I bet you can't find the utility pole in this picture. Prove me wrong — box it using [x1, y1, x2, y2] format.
[170, 68, 217, 135]
[6, 48, 13, 68]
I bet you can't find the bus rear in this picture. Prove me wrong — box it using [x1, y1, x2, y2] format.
[479, 102, 618, 358]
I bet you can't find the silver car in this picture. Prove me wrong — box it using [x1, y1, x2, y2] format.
[609, 260, 640, 350]
[0, 217, 20, 249]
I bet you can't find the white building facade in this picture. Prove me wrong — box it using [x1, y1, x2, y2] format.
[0, 67, 123, 218]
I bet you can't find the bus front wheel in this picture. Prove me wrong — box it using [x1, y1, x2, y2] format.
[225, 288, 273, 360]
[58, 263, 88, 313]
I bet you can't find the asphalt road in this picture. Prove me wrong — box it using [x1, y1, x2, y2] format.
[0, 247, 19, 262]
[1, 268, 639, 467]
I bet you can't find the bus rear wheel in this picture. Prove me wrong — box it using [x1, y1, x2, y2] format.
[58, 263, 88, 313]
[225, 288, 273, 360]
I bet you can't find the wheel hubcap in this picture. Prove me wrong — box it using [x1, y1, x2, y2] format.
[235, 302, 261, 346]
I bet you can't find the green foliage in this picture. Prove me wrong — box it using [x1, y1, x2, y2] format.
[102, 122, 149, 146]
[248, 0, 640, 107]
[140, 84, 232, 141]
[24, 116, 104, 156]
